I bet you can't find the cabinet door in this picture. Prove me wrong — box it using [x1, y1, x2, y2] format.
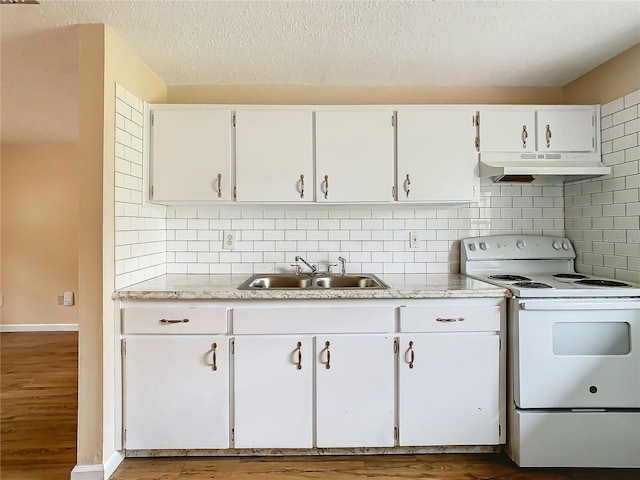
[536, 108, 596, 152]
[150, 108, 232, 202]
[234, 335, 313, 448]
[315, 111, 394, 202]
[316, 334, 395, 447]
[398, 333, 500, 446]
[235, 110, 313, 202]
[123, 336, 229, 449]
[478, 110, 535, 152]
[397, 109, 478, 203]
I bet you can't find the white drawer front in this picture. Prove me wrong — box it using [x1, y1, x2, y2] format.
[233, 307, 394, 334]
[122, 307, 228, 334]
[400, 305, 500, 332]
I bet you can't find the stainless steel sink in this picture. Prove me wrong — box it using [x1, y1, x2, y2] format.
[238, 273, 389, 290]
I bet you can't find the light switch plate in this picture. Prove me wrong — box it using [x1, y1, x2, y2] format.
[223, 230, 236, 250]
[63, 291, 74, 306]
[409, 231, 420, 249]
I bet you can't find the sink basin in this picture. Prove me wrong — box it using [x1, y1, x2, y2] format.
[238, 273, 389, 290]
[314, 275, 387, 289]
[239, 274, 313, 289]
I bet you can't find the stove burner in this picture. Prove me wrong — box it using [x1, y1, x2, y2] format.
[489, 274, 531, 282]
[575, 279, 632, 288]
[511, 281, 553, 289]
[552, 273, 589, 279]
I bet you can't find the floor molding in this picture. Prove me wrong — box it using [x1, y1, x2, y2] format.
[70, 464, 102, 480]
[104, 450, 125, 479]
[1, 323, 79, 332]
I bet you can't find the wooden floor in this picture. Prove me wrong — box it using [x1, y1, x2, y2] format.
[111, 454, 640, 480]
[2, 332, 638, 480]
[1, 332, 78, 480]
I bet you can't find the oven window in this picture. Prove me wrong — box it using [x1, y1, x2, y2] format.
[553, 322, 630, 356]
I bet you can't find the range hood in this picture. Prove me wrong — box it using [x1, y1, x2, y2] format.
[479, 152, 611, 184]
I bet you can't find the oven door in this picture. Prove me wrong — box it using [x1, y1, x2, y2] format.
[512, 298, 640, 409]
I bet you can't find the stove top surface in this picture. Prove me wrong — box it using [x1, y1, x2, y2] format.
[461, 235, 640, 298]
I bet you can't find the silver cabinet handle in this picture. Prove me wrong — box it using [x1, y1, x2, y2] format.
[299, 174, 305, 199]
[159, 318, 189, 324]
[545, 124, 552, 148]
[216, 173, 222, 198]
[522, 125, 528, 148]
[323, 175, 329, 199]
[436, 317, 465, 323]
[404, 174, 411, 198]
[407, 341, 415, 369]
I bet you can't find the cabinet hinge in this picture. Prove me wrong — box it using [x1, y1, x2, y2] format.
[234, 186, 237, 200]
[123, 339, 126, 355]
[472, 114, 479, 126]
[231, 340, 235, 354]
[499, 424, 502, 437]
[475, 136, 480, 151]
[592, 115, 595, 127]
[232, 114, 236, 127]
[499, 338, 502, 352]
[394, 426, 398, 440]
[124, 428, 127, 443]
[231, 428, 235, 441]
[391, 113, 396, 127]
[151, 113, 154, 126]
[393, 339, 399, 354]
[592, 137, 595, 148]
[149, 185, 154, 199]
[391, 186, 396, 198]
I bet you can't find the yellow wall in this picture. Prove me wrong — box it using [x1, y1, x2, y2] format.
[168, 84, 563, 105]
[0, 144, 78, 326]
[563, 43, 640, 104]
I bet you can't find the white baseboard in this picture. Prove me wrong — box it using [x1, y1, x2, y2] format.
[104, 450, 125, 479]
[1, 323, 79, 332]
[70, 464, 102, 480]
[70, 451, 124, 480]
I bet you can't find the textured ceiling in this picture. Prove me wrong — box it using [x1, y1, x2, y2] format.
[1, 0, 640, 143]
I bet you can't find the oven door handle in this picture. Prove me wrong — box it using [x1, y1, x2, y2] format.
[520, 300, 640, 311]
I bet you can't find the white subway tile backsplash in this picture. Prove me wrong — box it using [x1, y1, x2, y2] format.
[601, 97, 624, 117]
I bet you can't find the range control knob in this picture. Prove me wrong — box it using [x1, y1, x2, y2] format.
[552, 241, 561, 250]
[479, 242, 488, 251]
[562, 241, 570, 250]
[516, 240, 526, 250]
[468, 243, 477, 251]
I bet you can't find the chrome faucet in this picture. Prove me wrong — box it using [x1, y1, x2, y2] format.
[338, 256, 347, 276]
[295, 256, 317, 274]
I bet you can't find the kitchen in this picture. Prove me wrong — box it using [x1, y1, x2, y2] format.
[1, 2, 639, 479]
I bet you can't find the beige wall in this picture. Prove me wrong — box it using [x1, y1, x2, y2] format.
[563, 43, 640, 104]
[0, 144, 78, 326]
[168, 85, 563, 105]
[76, 22, 167, 467]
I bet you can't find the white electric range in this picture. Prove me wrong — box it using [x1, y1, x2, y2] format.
[461, 234, 640, 468]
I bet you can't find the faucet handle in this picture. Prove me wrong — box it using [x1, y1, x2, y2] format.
[290, 264, 302, 275]
[326, 263, 338, 276]
[337, 256, 347, 276]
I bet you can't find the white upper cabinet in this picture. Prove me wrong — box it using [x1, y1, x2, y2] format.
[315, 110, 394, 203]
[150, 108, 233, 202]
[235, 110, 313, 202]
[397, 109, 479, 203]
[478, 106, 597, 153]
[536, 108, 596, 152]
[478, 110, 536, 152]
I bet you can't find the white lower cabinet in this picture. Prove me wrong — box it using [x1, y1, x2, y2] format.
[398, 333, 500, 446]
[123, 335, 230, 449]
[316, 334, 396, 447]
[233, 335, 314, 448]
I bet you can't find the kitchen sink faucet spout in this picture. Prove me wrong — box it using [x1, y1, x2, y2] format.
[295, 256, 317, 274]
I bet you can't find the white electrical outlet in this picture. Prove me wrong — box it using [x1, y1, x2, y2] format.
[223, 230, 236, 250]
[409, 231, 420, 249]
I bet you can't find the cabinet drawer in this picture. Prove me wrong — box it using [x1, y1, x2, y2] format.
[122, 307, 228, 334]
[399, 305, 500, 332]
[233, 307, 394, 334]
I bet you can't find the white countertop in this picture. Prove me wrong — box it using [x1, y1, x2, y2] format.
[113, 274, 509, 300]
